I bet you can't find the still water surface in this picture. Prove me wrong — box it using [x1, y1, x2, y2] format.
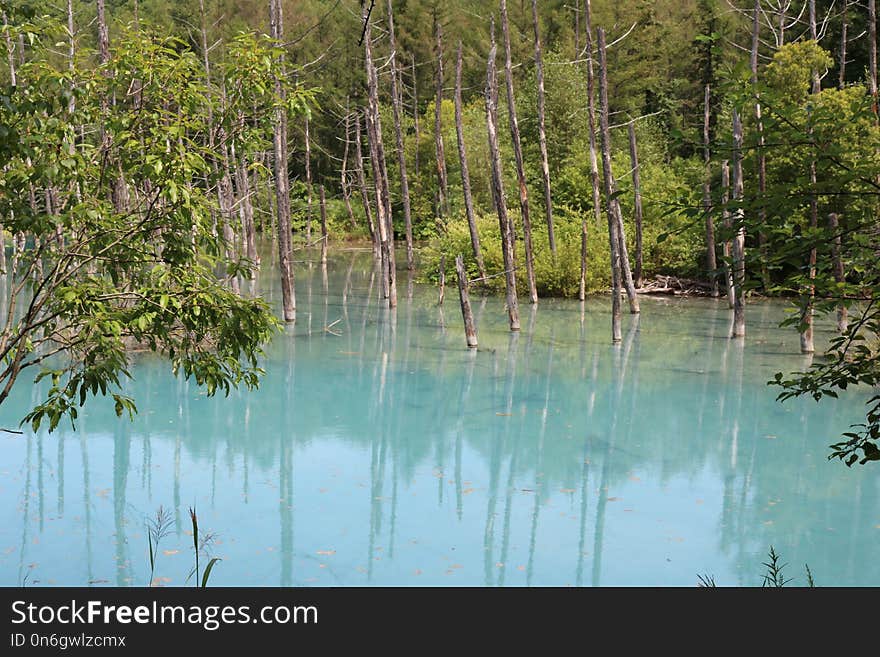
[0, 250, 877, 586]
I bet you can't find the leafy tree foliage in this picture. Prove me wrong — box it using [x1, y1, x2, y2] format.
[0, 10, 312, 430]
[720, 42, 880, 466]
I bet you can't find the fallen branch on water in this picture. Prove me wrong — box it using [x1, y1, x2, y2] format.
[635, 274, 716, 296]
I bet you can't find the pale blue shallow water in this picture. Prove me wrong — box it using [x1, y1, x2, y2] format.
[0, 249, 877, 587]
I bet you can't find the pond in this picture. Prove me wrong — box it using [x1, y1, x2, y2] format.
[0, 248, 877, 587]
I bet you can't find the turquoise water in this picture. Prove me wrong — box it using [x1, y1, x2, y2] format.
[0, 249, 877, 587]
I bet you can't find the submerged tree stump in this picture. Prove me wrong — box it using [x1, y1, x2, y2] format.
[319, 184, 328, 265]
[455, 255, 478, 348]
[439, 254, 446, 306]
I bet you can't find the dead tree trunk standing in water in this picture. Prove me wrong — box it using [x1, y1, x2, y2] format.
[269, 0, 295, 322]
[703, 84, 719, 297]
[363, 10, 397, 308]
[751, 0, 770, 291]
[828, 213, 848, 332]
[233, 133, 258, 273]
[304, 113, 313, 242]
[386, 0, 414, 271]
[0, 4, 21, 272]
[581, 0, 603, 301]
[216, 94, 241, 295]
[438, 255, 446, 306]
[500, 0, 538, 305]
[598, 30, 639, 316]
[455, 43, 486, 279]
[596, 28, 623, 343]
[319, 184, 328, 265]
[627, 121, 644, 289]
[486, 17, 520, 332]
[0, 10, 14, 274]
[219, 150, 241, 294]
[455, 255, 478, 348]
[340, 102, 358, 230]
[801, 0, 821, 354]
[721, 160, 735, 307]
[531, 0, 555, 255]
[200, 0, 235, 289]
[731, 109, 746, 338]
[354, 113, 379, 258]
[434, 18, 450, 221]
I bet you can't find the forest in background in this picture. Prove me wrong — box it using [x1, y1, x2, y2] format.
[3, 1, 876, 290]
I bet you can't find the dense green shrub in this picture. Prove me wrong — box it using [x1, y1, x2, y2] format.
[421, 207, 610, 297]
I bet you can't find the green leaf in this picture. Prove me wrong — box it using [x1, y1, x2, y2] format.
[201, 558, 222, 588]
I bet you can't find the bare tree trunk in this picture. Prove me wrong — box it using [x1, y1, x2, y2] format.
[319, 184, 328, 265]
[0, 10, 15, 274]
[97, 0, 110, 65]
[777, 3, 787, 46]
[751, 0, 770, 291]
[731, 109, 746, 338]
[486, 18, 520, 332]
[266, 151, 277, 239]
[67, 0, 75, 113]
[304, 114, 313, 242]
[828, 212, 848, 332]
[455, 41, 486, 279]
[0, 212, 5, 276]
[218, 140, 240, 295]
[721, 160, 735, 308]
[531, 0, 555, 255]
[598, 31, 639, 315]
[801, 6, 822, 354]
[581, 0, 602, 302]
[354, 112, 379, 258]
[627, 121, 644, 288]
[800, 175, 818, 352]
[97, 0, 129, 214]
[596, 28, 623, 343]
[364, 11, 397, 308]
[455, 255, 478, 348]
[386, 0, 414, 271]
[3, 11, 16, 88]
[574, 0, 580, 58]
[810, 0, 821, 93]
[500, 0, 538, 305]
[411, 54, 420, 180]
[703, 84, 718, 296]
[434, 17, 450, 220]
[215, 78, 240, 294]
[438, 254, 446, 306]
[340, 101, 358, 230]
[802, 7, 820, 353]
[615, 199, 640, 311]
[269, 0, 295, 322]
[839, 0, 849, 89]
[229, 103, 258, 275]
[870, 0, 877, 117]
[367, 130, 390, 301]
[236, 155, 258, 272]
